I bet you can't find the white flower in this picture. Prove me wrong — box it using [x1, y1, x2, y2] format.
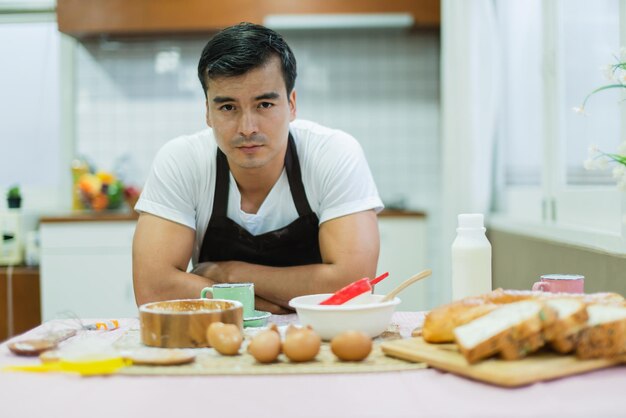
[584, 158, 607, 170]
[588, 144, 600, 155]
[601, 64, 615, 81]
[616, 68, 626, 85]
[613, 165, 626, 179]
[583, 155, 610, 171]
[572, 106, 586, 115]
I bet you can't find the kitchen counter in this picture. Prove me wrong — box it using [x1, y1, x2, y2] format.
[379, 209, 426, 218]
[1, 312, 624, 418]
[38, 209, 424, 223]
[39, 211, 138, 223]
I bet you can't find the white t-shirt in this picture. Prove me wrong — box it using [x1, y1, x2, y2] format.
[136, 119, 384, 264]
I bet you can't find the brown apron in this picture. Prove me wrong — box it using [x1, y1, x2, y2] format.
[199, 133, 322, 266]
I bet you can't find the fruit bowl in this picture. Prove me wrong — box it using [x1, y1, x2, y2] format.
[73, 171, 140, 212]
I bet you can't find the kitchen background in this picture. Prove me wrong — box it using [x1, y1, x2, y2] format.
[0, 1, 441, 335]
[74, 28, 440, 317]
[76, 31, 440, 206]
[1, 0, 626, 340]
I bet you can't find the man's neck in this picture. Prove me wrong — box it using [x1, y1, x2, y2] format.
[229, 156, 285, 215]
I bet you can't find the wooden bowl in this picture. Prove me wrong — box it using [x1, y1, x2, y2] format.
[139, 299, 243, 348]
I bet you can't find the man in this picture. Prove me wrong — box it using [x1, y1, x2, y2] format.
[133, 22, 383, 313]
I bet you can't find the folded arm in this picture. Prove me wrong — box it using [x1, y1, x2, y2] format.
[132, 213, 287, 312]
[193, 210, 380, 309]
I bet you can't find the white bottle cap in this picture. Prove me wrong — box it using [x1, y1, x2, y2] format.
[457, 213, 484, 229]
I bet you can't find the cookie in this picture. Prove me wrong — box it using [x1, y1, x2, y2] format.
[125, 349, 196, 366]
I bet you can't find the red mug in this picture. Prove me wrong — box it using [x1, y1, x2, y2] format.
[532, 274, 584, 294]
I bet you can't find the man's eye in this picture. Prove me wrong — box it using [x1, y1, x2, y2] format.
[259, 102, 274, 109]
[219, 104, 235, 111]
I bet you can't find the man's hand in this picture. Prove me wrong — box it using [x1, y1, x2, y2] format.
[204, 210, 380, 309]
[190, 261, 290, 314]
[255, 296, 292, 314]
[190, 262, 227, 283]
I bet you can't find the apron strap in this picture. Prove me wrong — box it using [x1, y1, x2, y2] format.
[212, 148, 230, 218]
[284, 133, 314, 218]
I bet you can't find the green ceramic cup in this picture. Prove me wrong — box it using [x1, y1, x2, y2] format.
[201, 283, 255, 318]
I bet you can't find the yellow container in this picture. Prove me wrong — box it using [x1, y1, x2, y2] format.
[71, 159, 89, 210]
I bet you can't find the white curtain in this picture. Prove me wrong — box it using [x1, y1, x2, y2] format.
[440, 0, 501, 303]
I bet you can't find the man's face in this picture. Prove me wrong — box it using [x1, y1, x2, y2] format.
[205, 56, 296, 171]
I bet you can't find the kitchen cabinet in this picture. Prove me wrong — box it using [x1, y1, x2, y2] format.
[376, 211, 427, 311]
[39, 215, 138, 321]
[0, 266, 41, 341]
[57, 0, 440, 37]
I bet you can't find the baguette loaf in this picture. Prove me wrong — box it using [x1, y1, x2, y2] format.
[423, 299, 498, 343]
[576, 304, 626, 359]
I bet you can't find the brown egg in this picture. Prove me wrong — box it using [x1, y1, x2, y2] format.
[207, 322, 243, 356]
[282, 327, 321, 362]
[330, 331, 372, 361]
[268, 323, 279, 334]
[247, 329, 282, 363]
[285, 324, 298, 337]
[285, 324, 312, 337]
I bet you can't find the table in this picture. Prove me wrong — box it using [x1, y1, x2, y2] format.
[1, 312, 624, 418]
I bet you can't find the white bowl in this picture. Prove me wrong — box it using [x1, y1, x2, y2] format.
[288, 293, 401, 340]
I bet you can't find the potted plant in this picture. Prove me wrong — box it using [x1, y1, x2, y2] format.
[7, 185, 21, 209]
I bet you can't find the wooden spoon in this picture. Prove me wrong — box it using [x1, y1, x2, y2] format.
[381, 269, 432, 302]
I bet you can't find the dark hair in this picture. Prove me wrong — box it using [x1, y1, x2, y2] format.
[197, 22, 297, 97]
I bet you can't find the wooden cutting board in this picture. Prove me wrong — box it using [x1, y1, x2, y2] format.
[381, 337, 622, 387]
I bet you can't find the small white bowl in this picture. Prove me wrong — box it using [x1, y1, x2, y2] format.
[288, 293, 401, 340]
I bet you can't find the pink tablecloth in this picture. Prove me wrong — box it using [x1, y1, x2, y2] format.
[0, 312, 624, 418]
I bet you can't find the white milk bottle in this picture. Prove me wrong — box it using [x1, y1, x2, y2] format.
[451, 213, 492, 300]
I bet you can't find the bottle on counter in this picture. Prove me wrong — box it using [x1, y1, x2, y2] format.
[0, 209, 24, 266]
[71, 158, 89, 210]
[451, 213, 492, 300]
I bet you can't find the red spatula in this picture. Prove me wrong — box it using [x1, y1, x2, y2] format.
[370, 272, 389, 286]
[319, 272, 389, 305]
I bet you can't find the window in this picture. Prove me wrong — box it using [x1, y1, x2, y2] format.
[0, 9, 64, 210]
[562, 0, 620, 186]
[494, 0, 626, 253]
[498, 0, 543, 187]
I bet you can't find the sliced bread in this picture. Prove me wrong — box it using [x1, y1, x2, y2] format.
[576, 304, 626, 359]
[499, 302, 557, 360]
[499, 330, 545, 360]
[543, 298, 588, 354]
[454, 300, 547, 364]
